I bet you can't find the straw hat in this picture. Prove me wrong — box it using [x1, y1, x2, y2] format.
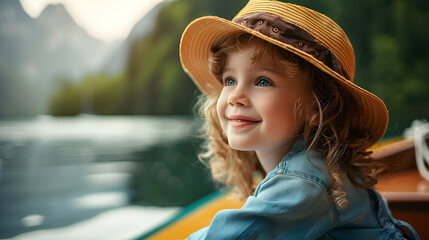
[180, 0, 388, 144]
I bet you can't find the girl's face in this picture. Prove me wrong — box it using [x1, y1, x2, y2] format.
[216, 46, 311, 163]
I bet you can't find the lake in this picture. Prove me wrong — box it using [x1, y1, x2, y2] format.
[0, 115, 215, 239]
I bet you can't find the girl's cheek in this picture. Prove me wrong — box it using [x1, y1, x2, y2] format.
[216, 94, 226, 122]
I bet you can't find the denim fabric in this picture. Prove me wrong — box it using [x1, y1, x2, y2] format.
[187, 138, 420, 240]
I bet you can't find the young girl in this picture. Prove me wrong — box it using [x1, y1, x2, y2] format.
[180, 0, 420, 239]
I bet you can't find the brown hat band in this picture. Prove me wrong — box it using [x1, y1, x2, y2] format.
[233, 13, 347, 80]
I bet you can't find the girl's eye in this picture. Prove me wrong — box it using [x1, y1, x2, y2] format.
[257, 78, 272, 87]
[224, 78, 237, 86]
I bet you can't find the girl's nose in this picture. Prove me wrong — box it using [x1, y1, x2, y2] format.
[228, 86, 250, 107]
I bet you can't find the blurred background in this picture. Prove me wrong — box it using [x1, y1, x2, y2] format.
[0, 0, 428, 239]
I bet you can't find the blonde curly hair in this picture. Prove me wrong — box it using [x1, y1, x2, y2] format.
[197, 33, 390, 209]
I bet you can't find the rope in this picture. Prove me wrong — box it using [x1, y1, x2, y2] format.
[404, 119, 429, 182]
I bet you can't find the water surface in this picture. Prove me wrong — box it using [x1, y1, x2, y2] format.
[0, 115, 214, 238]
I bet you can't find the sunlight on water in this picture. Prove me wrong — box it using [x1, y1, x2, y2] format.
[85, 172, 132, 188]
[0, 115, 193, 146]
[21, 215, 45, 228]
[13, 206, 180, 240]
[71, 192, 128, 209]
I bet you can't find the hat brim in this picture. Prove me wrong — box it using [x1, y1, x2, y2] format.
[180, 16, 388, 144]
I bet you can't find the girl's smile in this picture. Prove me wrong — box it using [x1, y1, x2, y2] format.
[216, 45, 311, 172]
[227, 115, 261, 129]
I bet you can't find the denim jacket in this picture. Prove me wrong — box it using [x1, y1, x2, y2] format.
[188, 138, 420, 240]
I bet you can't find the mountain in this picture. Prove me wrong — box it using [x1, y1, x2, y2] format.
[102, 1, 166, 73]
[127, 1, 166, 44]
[0, 0, 36, 67]
[0, 1, 117, 116]
[0, 0, 165, 117]
[32, 4, 119, 82]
